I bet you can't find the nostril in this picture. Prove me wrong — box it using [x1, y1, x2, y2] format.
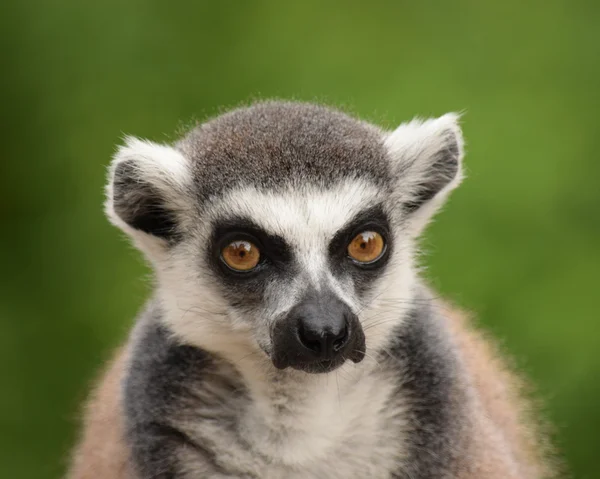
[332, 325, 348, 352]
[304, 337, 322, 354]
[298, 325, 323, 354]
[297, 318, 350, 358]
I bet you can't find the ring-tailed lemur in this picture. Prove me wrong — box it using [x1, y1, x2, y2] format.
[67, 101, 552, 479]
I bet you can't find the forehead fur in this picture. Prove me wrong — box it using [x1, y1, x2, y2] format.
[177, 101, 391, 202]
[206, 180, 385, 239]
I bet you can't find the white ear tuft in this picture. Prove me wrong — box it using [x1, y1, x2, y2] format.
[105, 137, 192, 251]
[111, 136, 191, 191]
[384, 113, 465, 235]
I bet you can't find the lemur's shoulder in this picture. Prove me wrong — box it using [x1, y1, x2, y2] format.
[438, 301, 554, 478]
[67, 347, 134, 479]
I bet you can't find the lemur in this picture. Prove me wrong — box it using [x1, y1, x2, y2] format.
[67, 101, 552, 478]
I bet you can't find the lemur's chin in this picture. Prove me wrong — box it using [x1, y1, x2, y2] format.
[272, 357, 343, 374]
[271, 341, 366, 374]
[291, 358, 347, 374]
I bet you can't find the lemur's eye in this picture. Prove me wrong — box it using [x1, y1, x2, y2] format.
[347, 231, 385, 264]
[221, 240, 260, 272]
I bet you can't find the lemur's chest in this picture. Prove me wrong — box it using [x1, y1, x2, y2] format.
[177, 365, 405, 478]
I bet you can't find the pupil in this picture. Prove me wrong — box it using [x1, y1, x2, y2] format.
[239, 250, 246, 258]
[360, 242, 367, 249]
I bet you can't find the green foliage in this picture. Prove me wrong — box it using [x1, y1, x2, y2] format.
[1, 1, 598, 477]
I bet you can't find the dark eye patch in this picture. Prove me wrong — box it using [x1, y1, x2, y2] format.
[205, 217, 294, 312]
[113, 160, 180, 241]
[215, 216, 289, 255]
[328, 204, 392, 266]
[209, 217, 292, 276]
[328, 204, 393, 299]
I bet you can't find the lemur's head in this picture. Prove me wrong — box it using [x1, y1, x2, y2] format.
[106, 102, 464, 374]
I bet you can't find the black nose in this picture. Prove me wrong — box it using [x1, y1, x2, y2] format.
[298, 319, 349, 358]
[270, 291, 366, 373]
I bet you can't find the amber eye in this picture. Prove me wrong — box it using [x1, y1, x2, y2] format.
[221, 240, 260, 272]
[347, 231, 385, 264]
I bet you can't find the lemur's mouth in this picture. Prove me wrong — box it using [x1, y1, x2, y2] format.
[289, 357, 345, 374]
[303, 358, 341, 374]
[271, 342, 366, 374]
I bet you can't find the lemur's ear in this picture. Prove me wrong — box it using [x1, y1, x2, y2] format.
[384, 113, 464, 235]
[105, 137, 192, 256]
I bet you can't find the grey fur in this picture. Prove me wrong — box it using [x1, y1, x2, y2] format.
[178, 102, 391, 202]
[386, 294, 471, 478]
[124, 306, 247, 478]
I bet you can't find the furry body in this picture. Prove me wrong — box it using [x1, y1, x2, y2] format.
[68, 297, 546, 478]
[67, 102, 550, 478]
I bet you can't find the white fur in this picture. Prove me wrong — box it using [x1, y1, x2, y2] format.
[105, 137, 193, 261]
[113, 136, 190, 189]
[177, 359, 408, 477]
[385, 113, 465, 235]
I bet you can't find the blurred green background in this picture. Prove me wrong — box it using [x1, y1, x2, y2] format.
[1, 1, 598, 477]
